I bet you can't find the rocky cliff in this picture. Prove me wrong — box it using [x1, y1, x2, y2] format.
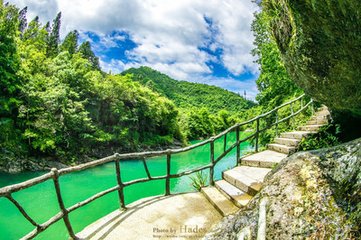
[205, 138, 361, 239]
[261, 0, 361, 140]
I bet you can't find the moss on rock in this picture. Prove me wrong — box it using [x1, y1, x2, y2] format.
[204, 138, 361, 239]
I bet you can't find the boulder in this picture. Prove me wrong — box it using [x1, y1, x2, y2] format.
[204, 138, 361, 239]
[263, 0, 361, 118]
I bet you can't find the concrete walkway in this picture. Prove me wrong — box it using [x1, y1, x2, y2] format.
[77, 193, 222, 240]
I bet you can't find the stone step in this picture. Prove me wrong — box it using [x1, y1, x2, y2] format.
[274, 137, 300, 147]
[215, 180, 252, 208]
[280, 131, 313, 140]
[201, 186, 239, 216]
[311, 113, 330, 121]
[298, 124, 324, 131]
[236, 166, 272, 181]
[310, 117, 328, 124]
[238, 226, 251, 240]
[241, 150, 287, 168]
[268, 143, 296, 155]
[317, 109, 329, 113]
[318, 106, 329, 112]
[312, 112, 329, 118]
[223, 166, 271, 196]
[307, 119, 328, 125]
[316, 109, 330, 116]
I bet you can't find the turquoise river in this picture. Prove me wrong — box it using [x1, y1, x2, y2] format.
[0, 132, 252, 239]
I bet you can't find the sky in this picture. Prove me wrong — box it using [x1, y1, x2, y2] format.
[8, 0, 260, 100]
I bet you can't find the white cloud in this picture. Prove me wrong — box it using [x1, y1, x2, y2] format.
[9, 0, 59, 23]
[191, 75, 259, 101]
[99, 59, 126, 74]
[8, 0, 259, 96]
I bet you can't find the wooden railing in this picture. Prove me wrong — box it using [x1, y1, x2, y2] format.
[0, 94, 313, 239]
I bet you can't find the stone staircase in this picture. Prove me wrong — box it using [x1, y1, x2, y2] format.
[201, 106, 330, 217]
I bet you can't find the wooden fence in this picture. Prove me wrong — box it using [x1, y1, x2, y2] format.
[0, 94, 313, 239]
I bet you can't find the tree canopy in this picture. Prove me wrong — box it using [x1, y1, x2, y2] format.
[0, 3, 184, 166]
[251, 9, 301, 109]
[122, 66, 255, 113]
[122, 66, 256, 139]
[0, 2, 257, 167]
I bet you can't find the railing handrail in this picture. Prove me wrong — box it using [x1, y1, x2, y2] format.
[0, 94, 313, 239]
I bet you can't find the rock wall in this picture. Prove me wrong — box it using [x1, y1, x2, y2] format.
[205, 138, 361, 239]
[0, 157, 68, 173]
[263, 0, 361, 118]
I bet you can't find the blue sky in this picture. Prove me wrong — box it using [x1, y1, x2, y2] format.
[9, 0, 260, 99]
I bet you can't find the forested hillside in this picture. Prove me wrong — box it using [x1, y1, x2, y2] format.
[0, 2, 257, 171]
[122, 67, 255, 113]
[0, 3, 184, 169]
[122, 67, 257, 140]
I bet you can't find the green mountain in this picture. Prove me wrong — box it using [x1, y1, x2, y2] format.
[121, 67, 255, 113]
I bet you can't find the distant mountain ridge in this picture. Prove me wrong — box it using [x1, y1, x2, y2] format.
[121, 67, 255, 113]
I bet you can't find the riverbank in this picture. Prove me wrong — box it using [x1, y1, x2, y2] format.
[0, 139, 185, 173]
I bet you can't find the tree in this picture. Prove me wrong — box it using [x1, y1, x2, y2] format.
[46, 12, 61, 57]
[18, 6, 27, 34]
[122, 66, 255, 113]
[186, 108, 215, 139]
[60, 30, 78, 54]
[251, 9, 300, 109]
[21, 17, 49, 54]
[44, 21, 50, 33]
[0, 2, 20, 117]
[0, 2, 26, 161]
[78, 41, 100, 70]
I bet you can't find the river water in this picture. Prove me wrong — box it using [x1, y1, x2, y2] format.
[0, 132, 252, 239]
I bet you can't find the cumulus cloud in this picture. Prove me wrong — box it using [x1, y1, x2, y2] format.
[8, 0, 259, 97]
[191, 75, 259, 101]
[99, 59, 126, 74]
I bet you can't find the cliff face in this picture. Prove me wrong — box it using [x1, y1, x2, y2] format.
[205, 138, 361, 239]
[263, 0, 361, 118]
[261, 0, 361, 140]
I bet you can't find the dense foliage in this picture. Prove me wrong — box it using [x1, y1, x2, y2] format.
[0, 2, 183, 166]
[299, 124, 341, 151]
[123, 67, 255, 139]
[251, 10, 301, 109]
[248, 4, 311, 146]
[0, 2, 257, 167]
[122, 67, 255, 113]
[262, 0, 361, 139]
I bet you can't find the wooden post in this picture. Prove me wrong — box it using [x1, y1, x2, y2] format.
[141, 157, 151, 179]
[223, 133, 227, 152]
[255, 117, 260, 152]
[6, 194, 39, 228]
[290, 102, 294, 127]
[275, 111, 279, 137]
[165, 152, 171, 195]
[236, 126, 241, 165]
[51, 168, 77, 240]
[115, 160, 126, 209]
[209, 138, 215, 186]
